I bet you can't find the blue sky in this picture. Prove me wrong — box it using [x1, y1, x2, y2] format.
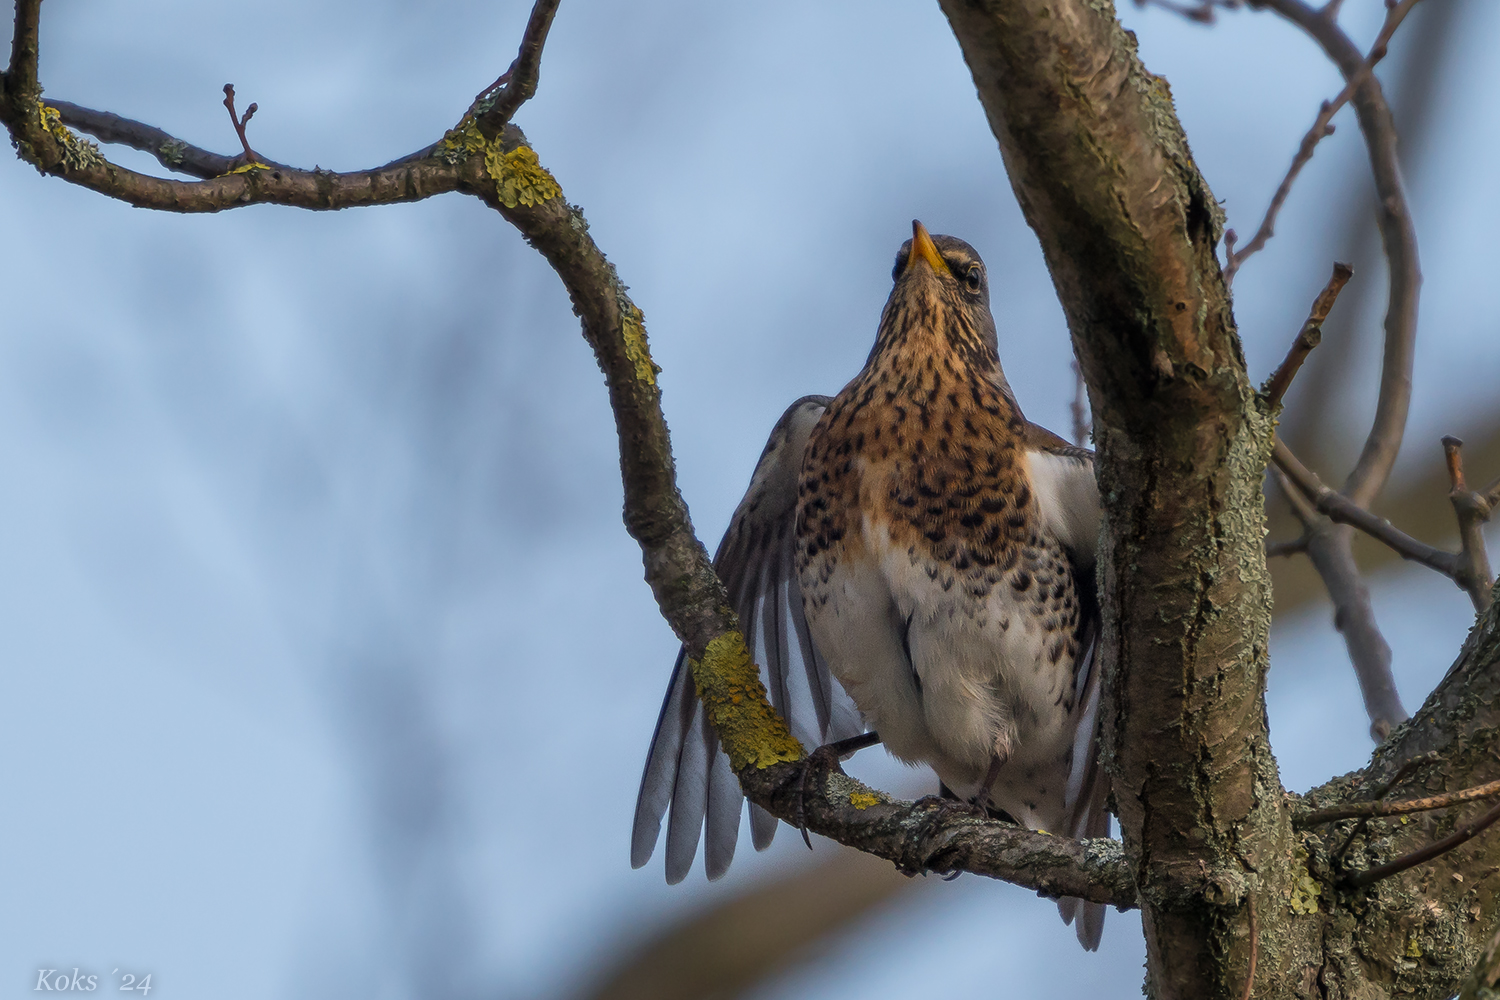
[2, 2, 1496, 998]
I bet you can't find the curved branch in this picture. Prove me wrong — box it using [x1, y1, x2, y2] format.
[0, 0, 1137, 910]
[473, 122, 1137, 910]
[1226, 0, 1421, 281]
[1273, 439, 1464, 580]
[1256, 0, 1422, 509]
[49, 100, 294, 178]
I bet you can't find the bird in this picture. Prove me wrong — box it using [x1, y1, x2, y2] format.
[632, 221, 1108, 949]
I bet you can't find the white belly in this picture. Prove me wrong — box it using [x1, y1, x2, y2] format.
[801, 518, 1080, 833]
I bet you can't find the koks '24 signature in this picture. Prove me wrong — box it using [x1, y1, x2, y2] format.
[34, 969, 152, 994]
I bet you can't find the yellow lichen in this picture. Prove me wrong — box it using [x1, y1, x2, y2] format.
[688, 631, 803, 772]
[620, 305, 660, 388]
[223, 160, 271, 176]
[433, 118, 487, 165]
[1405, 935, 1423, 959]
[431, 118, 561, 210]
[34, 102, 104, 172]
[849, 791, 881, 810]
[485, 142, 561, 209]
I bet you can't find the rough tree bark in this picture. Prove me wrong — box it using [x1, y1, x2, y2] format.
[5, 0, 1499, 997]
[937, 2, 1499, 998]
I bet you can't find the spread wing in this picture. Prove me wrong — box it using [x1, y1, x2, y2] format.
[1026, 427, 1110, 950]
[631, 396, 865, 882]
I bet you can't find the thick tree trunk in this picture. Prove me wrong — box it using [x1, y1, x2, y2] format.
[937, 1, 1500, 996]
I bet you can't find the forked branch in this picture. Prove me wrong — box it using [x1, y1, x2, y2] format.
[1227, 0, 1422, 284]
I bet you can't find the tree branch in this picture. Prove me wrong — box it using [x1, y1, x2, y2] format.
[1344, 798, 1500, 889]
[1254, 0, 1422, 510]
[473, 0, 560, 138]
[940, 1, 1281, 993]
[4, 0, 39, 99]
[0, 0, 1141, 910]
[1273, 439, 1464, 580]
[1226, 0, 1421, 282]
[1298, 777, 1500, 826]
[1443, 436, 1496, 612]
[1260, 261, 1352, 409]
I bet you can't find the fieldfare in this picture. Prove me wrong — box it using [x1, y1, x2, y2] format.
[632, 221, 1108, 949]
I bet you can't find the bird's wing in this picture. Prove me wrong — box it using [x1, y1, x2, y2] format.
[1026, 428, 1110, 950]
[631, 396, 865, 882]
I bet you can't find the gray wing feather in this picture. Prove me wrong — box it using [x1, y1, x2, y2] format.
[1040, 439, 1109, 951]
[631, 395, 865, 882]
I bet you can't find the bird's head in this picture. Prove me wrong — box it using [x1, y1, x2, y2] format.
[876, 220, 1001, 372]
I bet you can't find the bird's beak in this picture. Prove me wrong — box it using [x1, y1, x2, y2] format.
[906, 220, 951, 279]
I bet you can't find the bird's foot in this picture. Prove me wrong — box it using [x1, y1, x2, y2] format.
[795, 731, 882, 849]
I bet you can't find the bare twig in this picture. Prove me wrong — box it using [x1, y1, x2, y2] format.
[473, 0, 560, 138]
[1273, 442, 1407, 737]
[1265, 536, 1308, 559]
[221, 84, 260, 163]
[1299, 777, 1500, 826]
[1345, 798, 1500, 889]
[1261, 262, 1352, 408]
[1273, 440, 1463, 578]
[1332, 752, 1441, 864]
[49, 101, 274, 178]
[1227, 0, 1422, 284]
[1134, 0, 1240, 23]
[1442, 436, 1496, 612]
[1257, 0, 1423, 510]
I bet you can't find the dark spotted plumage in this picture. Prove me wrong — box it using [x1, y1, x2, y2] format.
[633, 222, 1108, 950]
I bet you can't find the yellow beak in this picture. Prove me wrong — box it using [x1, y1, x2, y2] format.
[907, 220, 951, 278]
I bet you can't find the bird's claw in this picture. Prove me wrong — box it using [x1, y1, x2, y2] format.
[795, 743, 847, 849]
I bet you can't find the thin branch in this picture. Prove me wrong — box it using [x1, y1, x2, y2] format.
[1344, 798, 1500, 889]
[1273, 439, 1464, 580]
[1265, 536, 1308, 559]
[1227, 0, 1421, 285]
[1134, 0, 1243, 23]
[48, 100, 281, 178]
[1273, 441, 1407, 737]
[1256, 0, 1423, 510]
[1442, 436, 1496, 612]
[473, 0, 560, 138]
[1261, 262, 1352, 408]
[5, 0, 40, 99]
[1299, 777, 1500, 826]
[220, 83, 260, 164]
[1484, 472, 1500, 512]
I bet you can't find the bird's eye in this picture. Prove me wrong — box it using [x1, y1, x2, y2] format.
[892, 251, 908, 283]
[964, 265, 983, 292]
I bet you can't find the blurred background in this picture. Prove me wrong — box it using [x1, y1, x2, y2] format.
[1, 1, 1496, 997]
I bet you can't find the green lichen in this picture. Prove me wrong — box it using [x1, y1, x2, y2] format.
[433, 118, 487, 165]
[1289, 866, 1321, 915]
[485, 142, 561, 209]
[33, 102, 104, 172]
[158, 138, 187, 167]
[688, 631, 803, 772]
[620, 304, 660, 388]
